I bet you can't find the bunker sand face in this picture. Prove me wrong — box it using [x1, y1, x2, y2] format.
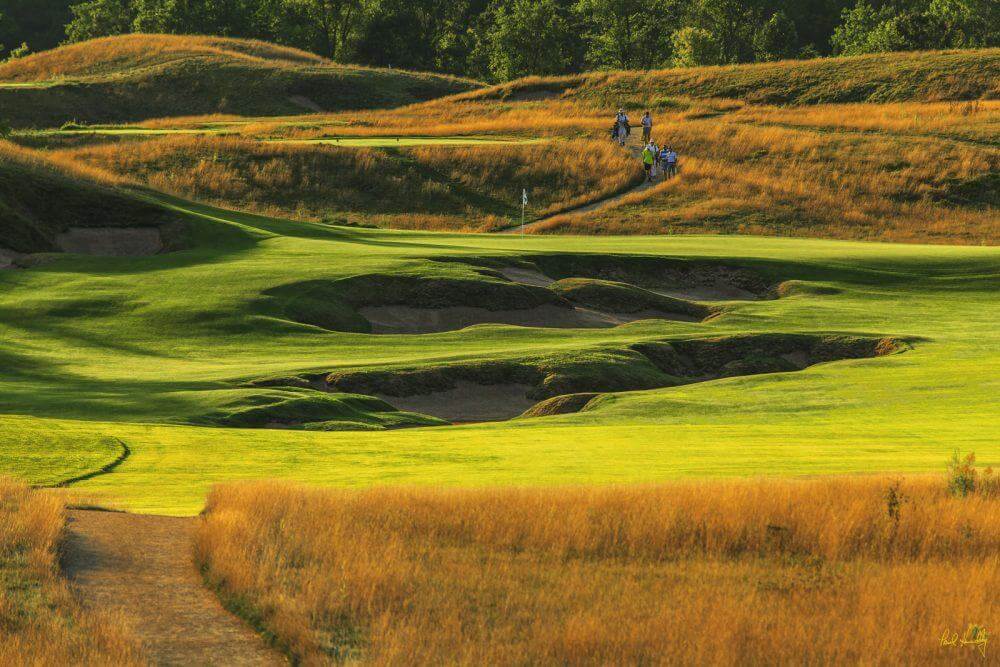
[359, 303, 697, 334]
[378, 381, 537, 422]
[56, 227, 165, 256]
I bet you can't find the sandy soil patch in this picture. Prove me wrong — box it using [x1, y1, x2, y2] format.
[377, 381, 537, 422]
[56, 227, 164, 256]
[360, 304, 693, 334]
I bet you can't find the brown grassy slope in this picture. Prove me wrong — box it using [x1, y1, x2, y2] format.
[53, 136, 642, 231]
[0, 480, 142, 664]
[196, 477, 999, 665]
[460, 48, 1000, 107]
[0, 34, 326, 82]
[0, 35, 481, 128]
[535, 102, 999, 243]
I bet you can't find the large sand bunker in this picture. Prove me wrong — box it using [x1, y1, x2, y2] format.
[56, 227, 165, 256]
[483, 254, 779, 302]
[270, 270, 713, 335]
[377, 382, 537, 422]
[274, 334, 906, 425]
[360, 303, 697, 334]
[56, 227, 164, 257]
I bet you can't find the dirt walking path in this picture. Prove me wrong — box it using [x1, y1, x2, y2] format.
[63, 510, 284, 666]
[502, 144, 659, 234]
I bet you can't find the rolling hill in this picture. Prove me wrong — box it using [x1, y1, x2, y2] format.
[0, 35, 481, 127]
[462, 48, 1000, 106]
[21, 49, 996, 244]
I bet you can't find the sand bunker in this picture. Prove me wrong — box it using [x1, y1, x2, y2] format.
[377, 381, 536, 422]
[499, 260, 772, 302]
[499, 267, 555, 287]
[652, 284, 762, 301]
[262, 334, 904, 426]
[359, 304, 695, 334]
[56, 227, 164, 256]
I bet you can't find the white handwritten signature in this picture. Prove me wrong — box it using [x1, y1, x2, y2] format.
[941, 625, 988, 658]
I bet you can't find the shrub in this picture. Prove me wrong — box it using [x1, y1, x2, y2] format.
[947, 449, 979, 497]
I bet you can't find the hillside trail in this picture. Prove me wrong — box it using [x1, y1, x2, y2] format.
[502, 143, 658, 234]
[63, 509, 284, 666]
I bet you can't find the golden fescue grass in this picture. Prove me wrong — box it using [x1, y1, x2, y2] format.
[0, 479, 142, 664]
[196, 476, 999, 665]
[533, 105, 999, 242]
[55, 136, 641, 230]
[736, 100, 1000, 144]
[0, 34, 327, 82]
[0, 139, 126, 187]
[454, 48, 1000, 107]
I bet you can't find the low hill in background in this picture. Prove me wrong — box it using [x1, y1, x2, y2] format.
[0, 35, 481, 128]
[463, 49, 1000, 106]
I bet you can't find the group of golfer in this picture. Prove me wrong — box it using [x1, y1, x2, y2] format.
[613, 109, 679, 182]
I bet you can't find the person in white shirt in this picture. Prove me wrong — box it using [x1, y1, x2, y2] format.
[641, 111, 653, 144]
[664, 147, 678, 177]
[615, 109, 629, 146]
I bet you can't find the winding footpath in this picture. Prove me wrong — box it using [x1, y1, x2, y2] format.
[503, 144, 658, 234]
[63, 510, 283, 666]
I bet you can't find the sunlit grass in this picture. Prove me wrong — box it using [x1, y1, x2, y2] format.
[196, 476, 999, 664]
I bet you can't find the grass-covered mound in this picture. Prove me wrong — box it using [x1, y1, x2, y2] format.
[197, 388, 447, 430]
[0, 142, 179, 254]
[467, 49, 1000, 106]
[0, 35, 480, 127]
[277, 50, 994, 243]
[48, 136, 640, 231]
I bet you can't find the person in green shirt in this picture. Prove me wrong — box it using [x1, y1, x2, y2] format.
[641, 143, 656, 181]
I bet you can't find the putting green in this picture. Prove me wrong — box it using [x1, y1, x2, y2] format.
[0, 194, 997, 514]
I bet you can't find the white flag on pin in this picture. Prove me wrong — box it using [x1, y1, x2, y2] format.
[522, 189, 528, 206]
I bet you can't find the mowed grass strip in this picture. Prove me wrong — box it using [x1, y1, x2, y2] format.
[196, 477, 999, 664]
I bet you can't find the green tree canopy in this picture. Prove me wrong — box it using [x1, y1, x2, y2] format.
[481, 0, 574, 81]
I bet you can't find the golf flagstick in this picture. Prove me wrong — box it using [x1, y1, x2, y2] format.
[521, 188, 527, 236]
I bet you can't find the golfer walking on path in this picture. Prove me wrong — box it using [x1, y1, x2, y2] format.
[615, 109, 630, 146]
[641, 111, 653, 144]
[642, 142, 656, 181]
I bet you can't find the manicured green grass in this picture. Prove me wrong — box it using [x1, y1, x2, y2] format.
[0, 192, 996, 514]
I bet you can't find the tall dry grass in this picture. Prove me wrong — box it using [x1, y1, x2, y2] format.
[0, 34, 327, 82]
[533, 105, 999, 243]
[55, 136, 641, 230]
[0, 479, 142, 664]
[0, 139, 127, 188]
[196, 476, 999, 665]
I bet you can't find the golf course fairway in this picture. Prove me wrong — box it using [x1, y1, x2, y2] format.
[1, 194, 996, 515]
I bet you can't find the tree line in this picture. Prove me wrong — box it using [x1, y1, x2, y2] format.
[1, 0, 997, 80]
